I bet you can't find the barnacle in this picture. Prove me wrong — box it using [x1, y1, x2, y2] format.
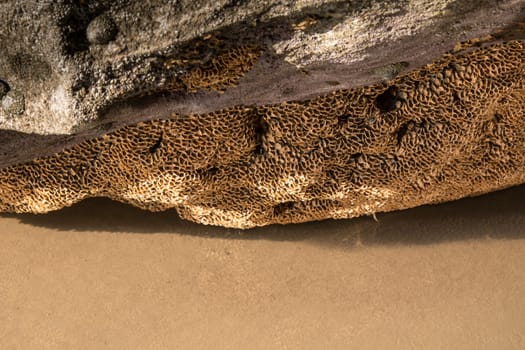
[0, 40, 523, 228]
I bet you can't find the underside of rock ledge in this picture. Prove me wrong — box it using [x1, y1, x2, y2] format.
[0, 1, 524, 228]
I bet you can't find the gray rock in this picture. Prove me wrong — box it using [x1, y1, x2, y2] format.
[86, 14, 118, 45]
[0, 0, 523, 136]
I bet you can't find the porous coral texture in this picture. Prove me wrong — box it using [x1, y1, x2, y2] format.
[0, 40, 524, 228]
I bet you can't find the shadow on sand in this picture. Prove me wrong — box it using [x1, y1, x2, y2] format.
[2, 185, 524, 247]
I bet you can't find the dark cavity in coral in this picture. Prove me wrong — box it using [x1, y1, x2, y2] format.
[253, 112, 269, 155]
[375, 86, 401, 112]
[149, 134, 163, 154]
[273, 201, 296, 216]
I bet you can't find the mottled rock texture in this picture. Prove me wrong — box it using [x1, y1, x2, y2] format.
[0, 0, 524, 228]
[1, 0, 524, 134]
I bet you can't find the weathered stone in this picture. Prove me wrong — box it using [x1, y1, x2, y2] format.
[1, 90, 25, 116]
[0, 0, 523, 134]
[0, 80, 8, 99]
[86, 14, 118, 45]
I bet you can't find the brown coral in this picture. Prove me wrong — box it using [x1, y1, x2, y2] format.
[163, 44, 263, 94]
[0, 40, 524, 228]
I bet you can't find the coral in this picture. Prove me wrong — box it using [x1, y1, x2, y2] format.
[0, 40, 523, 228]
[164, 44, 264, 94]
[179, 45, 263, 93]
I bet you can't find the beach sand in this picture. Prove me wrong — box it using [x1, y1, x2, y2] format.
[1, 185, 525, 349]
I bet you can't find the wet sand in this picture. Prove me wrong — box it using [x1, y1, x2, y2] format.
[1, 185, 525, 349]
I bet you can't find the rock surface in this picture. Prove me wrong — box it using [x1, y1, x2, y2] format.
[0, 0, 524, 228]
[1, 0, 524, 134]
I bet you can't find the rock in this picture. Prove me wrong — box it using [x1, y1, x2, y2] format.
[0, 0, 523, 134]
[0, 0, 524, 228]
[86, 14, 118, 45]
[0, 40, 524, 228]
[0, 80, 8, 99]
[1, 90, 25, 116]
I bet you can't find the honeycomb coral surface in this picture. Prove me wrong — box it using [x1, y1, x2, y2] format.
[0, 40, 524, 228]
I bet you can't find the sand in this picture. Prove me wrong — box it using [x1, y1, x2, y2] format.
[1, 185, 525, 349]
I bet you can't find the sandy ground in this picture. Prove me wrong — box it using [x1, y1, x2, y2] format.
[1, 185, 525, 350]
